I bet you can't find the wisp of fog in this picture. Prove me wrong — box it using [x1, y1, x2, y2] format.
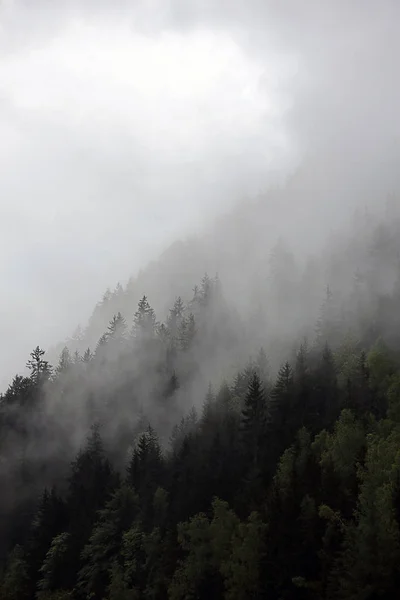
[0, 0, 399, 386]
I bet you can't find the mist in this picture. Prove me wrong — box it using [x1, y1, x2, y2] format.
[2, 0, 399, 388]
[0, 1, 289, 388]
[2, 3, 400, 595]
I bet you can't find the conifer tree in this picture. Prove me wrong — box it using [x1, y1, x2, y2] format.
[55, 347, 72, 376]
[65, 425, 116, 588]
[216, 381, 232, 415]
[167, 297, 185, 336]
[127, 426, 164, 523]
[256, 346, 270, 387]
[268, 361, 294, 458]
[241, 372, 267, 467]
[294, 341, 313, 431]
[36, 532, 71, 597]
[179, 314, 196, 351]
[108, 312, 127, 339]
[82, 347, 93, 363]
[78, 485, 139, 599]
[25, 487, 67, 596]
[0, 545, 30, 600]
[132, 296, 156, 340]
[27, 347, 52, 387]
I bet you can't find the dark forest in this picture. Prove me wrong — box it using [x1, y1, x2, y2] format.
[2, 201, 400, 599]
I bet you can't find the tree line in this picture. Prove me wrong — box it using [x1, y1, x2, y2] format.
[2, 207, 400, 598]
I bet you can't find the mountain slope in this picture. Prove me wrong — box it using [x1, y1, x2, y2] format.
[1, 187, 400, 599]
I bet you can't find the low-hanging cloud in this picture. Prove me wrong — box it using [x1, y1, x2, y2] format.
[0, 0, 399, 387]
[0, 2, 295, 387]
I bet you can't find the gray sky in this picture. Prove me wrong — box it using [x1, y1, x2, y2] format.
[0, 0, 399, 387]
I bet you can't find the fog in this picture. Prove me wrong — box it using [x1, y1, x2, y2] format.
[1, 0, 399, 389]
[2, 2, 400, 592]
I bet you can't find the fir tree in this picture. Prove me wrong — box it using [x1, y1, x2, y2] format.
[26, 347, 52, 387]
[55, 347, 72, 376]
[241, 372, 267, 468]
[268, 361, 294, 458]
[132, 296, 156, 340]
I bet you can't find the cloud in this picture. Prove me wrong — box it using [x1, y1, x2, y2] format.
[0, 2, 296, 387]
[1, 0, 399, 388]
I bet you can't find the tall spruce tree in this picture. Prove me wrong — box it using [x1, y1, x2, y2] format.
[241, 372, 267, 468]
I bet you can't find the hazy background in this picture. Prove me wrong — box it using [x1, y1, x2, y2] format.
[1, 0, 399, 388]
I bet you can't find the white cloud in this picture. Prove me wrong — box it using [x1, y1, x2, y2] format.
[3, 0, 398, 389]
[0, 11, 293, 387]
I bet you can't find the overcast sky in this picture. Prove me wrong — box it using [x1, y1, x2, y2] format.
[0, 0, 399, 388]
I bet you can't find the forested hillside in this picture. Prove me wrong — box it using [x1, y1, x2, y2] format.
[2, 197, 400, 599]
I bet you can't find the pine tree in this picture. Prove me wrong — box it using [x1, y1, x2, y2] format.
[164, 371, 179, 399]
[108, 312, 127, 339]
[232, 371, 250, 401]
[78, 485, 139, 599]
[179, 313, 196, 351]
[107, 562, 138, 600]
[132, 296, 156, 340]
[2, 374, 33, 407]
[0, 545, 30, 600]
[268, 361, 294, 457]
[25, 487, 67, 596]
[65, 425, 116, 588]
[347, 350, 372, 418]
[216, 382, 232, 415]
[95, 333, 108, 358]
[55, 347, 72, 376]
[314, 343, 339, 429]
[200, 384, 215, 430]
[26, 347, 52, 387]
[82, 348, 93, 363]
[294, 341, 313, 432]
[221, 511, 267, 600]
[256, 347, 270, 387]
[127, 426, 164, 523]
[168, 512, 216, 600]
[241, 372, 267, 468]
[167, 297, 185, 336]
[199, 273, 212, 306]
[36, 532, 70, 596]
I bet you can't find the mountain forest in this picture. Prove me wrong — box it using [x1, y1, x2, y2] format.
[2, 196, 400, 600]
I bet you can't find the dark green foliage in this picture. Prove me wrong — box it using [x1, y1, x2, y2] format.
[2, 334, 400, 600]
[37, 532, 71, 596]
[0, 545, 30, 600]
[77, 485, 139, 598]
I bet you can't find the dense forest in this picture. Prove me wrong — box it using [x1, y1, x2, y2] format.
[2, 198, 400, 599]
